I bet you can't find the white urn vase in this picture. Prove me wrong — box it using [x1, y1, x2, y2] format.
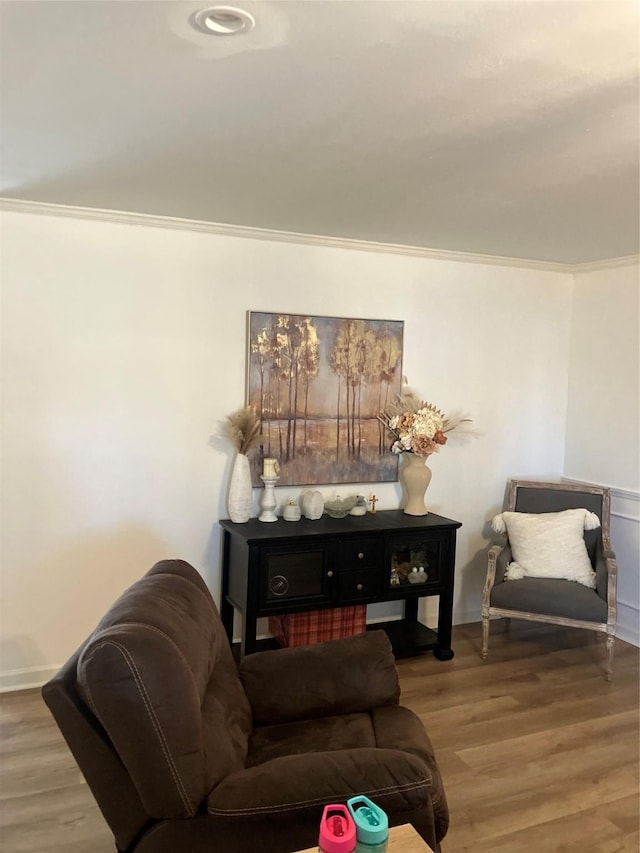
[228, 453, 253, 523]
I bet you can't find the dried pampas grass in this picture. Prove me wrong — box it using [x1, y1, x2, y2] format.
[223, 406, 261, 455]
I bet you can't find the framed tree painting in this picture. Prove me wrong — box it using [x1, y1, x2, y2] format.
[246, 312, 404, 486]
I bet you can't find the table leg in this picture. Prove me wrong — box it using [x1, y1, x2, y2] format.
[404, 597, 419, 623]
[220, 531, 235, 644]
[220, 598, 234, 645]
[241, 616, 257, 658]
[434, 590, 454, 660]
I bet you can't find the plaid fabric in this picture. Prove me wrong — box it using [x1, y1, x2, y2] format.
[269, 606, 367, 648]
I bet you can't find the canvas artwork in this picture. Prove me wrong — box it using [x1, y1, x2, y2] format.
[246, 312, 404, 486]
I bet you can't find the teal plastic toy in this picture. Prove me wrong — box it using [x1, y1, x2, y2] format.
[346, 796, 389, 852]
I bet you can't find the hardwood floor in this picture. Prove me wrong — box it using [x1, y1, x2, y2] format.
[400, 621, 639, 853]
[1, 620, 638, 852]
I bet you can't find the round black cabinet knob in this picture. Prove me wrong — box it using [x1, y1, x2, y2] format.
[269, 575, 289, 596]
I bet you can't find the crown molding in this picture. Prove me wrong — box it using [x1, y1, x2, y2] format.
[0, 197, 575, 272]
[569, 255, 640, 273]
[3, 197, 637, 273]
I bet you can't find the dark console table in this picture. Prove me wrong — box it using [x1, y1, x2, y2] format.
[219, 509, 462, 660]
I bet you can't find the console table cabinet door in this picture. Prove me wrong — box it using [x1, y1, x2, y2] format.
[259, 544, 335, 612]
[386, 533, 450, 594]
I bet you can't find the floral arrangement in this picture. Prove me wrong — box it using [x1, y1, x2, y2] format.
[223, 405, 261, 455]
[378, 387, 472, 457]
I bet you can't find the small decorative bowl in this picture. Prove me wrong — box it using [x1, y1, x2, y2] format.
[324, 497, 356, 519]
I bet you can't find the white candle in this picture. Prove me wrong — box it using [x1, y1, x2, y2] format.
[263, 458, 279, 478]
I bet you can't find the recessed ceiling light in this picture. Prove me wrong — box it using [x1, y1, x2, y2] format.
[191, 6, 256, 36]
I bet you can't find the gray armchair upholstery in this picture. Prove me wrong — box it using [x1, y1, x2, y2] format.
[481, 480, 617, 680]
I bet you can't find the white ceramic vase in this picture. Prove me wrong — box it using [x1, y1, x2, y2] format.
[400, 453, 433, 516]
[228, 453, 253, 523]
[302, 490, 324, 520]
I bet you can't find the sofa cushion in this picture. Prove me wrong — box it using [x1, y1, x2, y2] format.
[240, 631, 400, 726]
[247, 712, 376, 767]
[233, 704, 448, 844]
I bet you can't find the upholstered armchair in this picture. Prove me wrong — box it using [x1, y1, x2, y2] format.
[42, 559, 449, 853]
[481, 480, 617, 680]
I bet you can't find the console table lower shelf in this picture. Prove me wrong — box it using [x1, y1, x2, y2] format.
[375, 618, 453, 660]
[229, 618, 446, 663]
[220, 509, 461, 660]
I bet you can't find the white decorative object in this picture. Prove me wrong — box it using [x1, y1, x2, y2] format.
[283, 500, 301, 521]
[228, 453, 253, 523]
[263, 457, 280, 478]
[408, 566, 428, 584]
[302, 490, 324, 520]
[349, 495, 367, 516]
[221, 405, 260, 523]
[491, 508, 600, 588]
[258, 473, 279, 522]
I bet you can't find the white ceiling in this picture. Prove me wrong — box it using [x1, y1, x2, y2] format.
[1, 0, 639, 264]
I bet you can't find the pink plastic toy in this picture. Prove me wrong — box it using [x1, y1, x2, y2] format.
[318, 804, 356, 853]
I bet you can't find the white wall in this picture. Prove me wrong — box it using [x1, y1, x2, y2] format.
[0, 209, 574, 689]
[564, 262, 640, 644]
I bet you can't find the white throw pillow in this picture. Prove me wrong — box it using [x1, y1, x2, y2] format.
[491, 508, 600, 588]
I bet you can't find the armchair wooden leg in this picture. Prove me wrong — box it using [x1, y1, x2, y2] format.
[504, 617, 511, 630]
[481, 614, 490, 659]
[605, 634, 614, 681]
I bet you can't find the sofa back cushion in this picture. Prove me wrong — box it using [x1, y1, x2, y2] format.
[76, 560, 251, 819]
[240, 631, 400, 726]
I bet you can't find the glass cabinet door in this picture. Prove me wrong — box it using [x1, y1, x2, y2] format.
[388, 537, 442, 590]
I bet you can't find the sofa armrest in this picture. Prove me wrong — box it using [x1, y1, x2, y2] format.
[207, 746, 432, 820]
[239, 630, 400, 725]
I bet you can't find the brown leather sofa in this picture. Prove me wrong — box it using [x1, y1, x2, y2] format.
[43, 559, 449, 852]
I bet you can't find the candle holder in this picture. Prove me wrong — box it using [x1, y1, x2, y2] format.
[258, 474, 279, 522]
[262, 457, 280, 478]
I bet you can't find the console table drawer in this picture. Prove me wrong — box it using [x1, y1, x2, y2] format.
[338, 538, 380, 568]
[338, 568, 381, 602]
